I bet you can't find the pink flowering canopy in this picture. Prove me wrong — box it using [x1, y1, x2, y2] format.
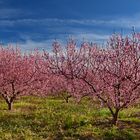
[0, 46, 37, 109]
[47, 35, 140, 125]
[0, 34, 140, 125]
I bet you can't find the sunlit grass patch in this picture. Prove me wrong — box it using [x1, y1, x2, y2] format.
[0, 96, 139, 139]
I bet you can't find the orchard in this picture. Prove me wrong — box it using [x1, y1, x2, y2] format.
[0, 34, 140, 133]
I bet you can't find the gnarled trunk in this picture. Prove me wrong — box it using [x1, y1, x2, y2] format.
[111, 109, 119, 125]
[7, 102, 13, 110]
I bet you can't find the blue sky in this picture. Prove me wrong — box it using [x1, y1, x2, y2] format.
[0, 0, 140, 50]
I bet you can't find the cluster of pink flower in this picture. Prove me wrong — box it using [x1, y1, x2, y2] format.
[0, 33, 140, 125]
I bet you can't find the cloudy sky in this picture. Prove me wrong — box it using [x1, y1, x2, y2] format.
[0, 0, 140, 50]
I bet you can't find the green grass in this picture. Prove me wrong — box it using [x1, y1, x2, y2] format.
[0, 96, 140, 140]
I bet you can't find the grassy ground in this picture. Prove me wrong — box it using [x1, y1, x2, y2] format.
[0, 96, 140, 140]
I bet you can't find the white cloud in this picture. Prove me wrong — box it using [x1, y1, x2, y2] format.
[73, 33, 109, 41]
[15, 40, 53, 52]
[1, 14, 140, 51]
[0, 16, 140, 30]
[7, 32, 109, 52]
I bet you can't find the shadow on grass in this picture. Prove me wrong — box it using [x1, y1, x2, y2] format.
[92, 119, 139, 140]
[118, 119, 140, 131]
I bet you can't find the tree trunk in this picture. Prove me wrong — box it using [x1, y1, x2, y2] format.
[65, 95, 72, 103]
[7, 102, 12, 110]
[66, 97, 69, 103]
[112, 109, 119, 125]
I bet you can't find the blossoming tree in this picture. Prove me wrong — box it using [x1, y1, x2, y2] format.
[0, 47, 37, 110]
